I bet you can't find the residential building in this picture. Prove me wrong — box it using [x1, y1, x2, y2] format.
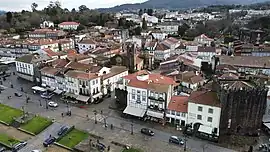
[58, 39, 75, 51]
[28, 39, 59, 52]
[162, 37, 180, 51]
[15, 53, 51, 82]
[141, 13, 158, 23]
[194, 34, 214, 46]
[187, 91, 221, 137]
[122, 72, 176, 124]
[151, 31, 168, 40]
[0, 40, 29, 58]
[77, 39, 97, 54]
[28, 29, 66, 39]
[154, 43, 170, 61]
[212, 55, 270, 75]
[58, 22, 80, 30]
[197, 46, 219, 61]
[157, 22, 180, 34]
[166, 96, 188, 126]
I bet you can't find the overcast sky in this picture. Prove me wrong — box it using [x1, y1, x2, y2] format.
[0, 0, 146, 11]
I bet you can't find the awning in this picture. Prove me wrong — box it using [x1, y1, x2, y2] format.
[76, 95, 90, 102]
[146, 110, 164, 119]
[198, 125, 213, 135]
[54, 89, 63, 95]
[64, 92, 78, 98]
[263, 123, 270, 130]
[47, 87, 55, 92]
[123, 106, 146, 117]
[92, 92, 103, 99]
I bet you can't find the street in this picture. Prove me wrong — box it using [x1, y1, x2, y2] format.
[0, 66, 236, 152]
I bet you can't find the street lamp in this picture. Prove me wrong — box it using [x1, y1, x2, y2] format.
[184, 134, 187, 151]
[104, 117, 107, 128]
[94, 110, 97, 124]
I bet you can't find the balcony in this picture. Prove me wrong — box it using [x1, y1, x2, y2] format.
[148, 105, 165, 112]
[148, 96, 165, 102]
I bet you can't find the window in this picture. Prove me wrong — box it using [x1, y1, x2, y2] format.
[171, 111, 175, 115]
[176, 112, 180, 116]
[181, 113, 186, 117]
[132, 94, 135, 99]
[142, 91, 146, 96]
[208, 108, 213, 114]
[207, 117, 213, 122]
[96, 79, 98, 84]
[137, 95, 140, 101]
[197, 115, 202, 120]
[92, 81, 95, 85]
[142, 96, 146, 102]
[132, 89, 135, 94]
[137, 90, 141, 94]
[198, 106, 203, 112]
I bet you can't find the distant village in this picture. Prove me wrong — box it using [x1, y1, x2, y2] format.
[0, 7, 270, 150]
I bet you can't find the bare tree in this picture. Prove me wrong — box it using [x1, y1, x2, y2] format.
[31, 3, 38, 12]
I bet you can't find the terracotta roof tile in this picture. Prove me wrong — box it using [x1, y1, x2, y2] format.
[65, 70, 98, 80]
[189, 91, 220, 107]
[40, 67, 61, 75]
[43, 48, 58, 57]
[59, 22, 80, 25]
[168, 96, 188, 113]
[51, 59, 69, 68]
[156, 43, 170, 51]
[79, 39, 96, 44]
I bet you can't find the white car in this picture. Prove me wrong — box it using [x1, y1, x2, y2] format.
[31, 150, 42, 152]
[48, 101, 58, 107]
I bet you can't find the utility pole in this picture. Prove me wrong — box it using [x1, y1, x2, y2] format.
[184, 134, 187, 151]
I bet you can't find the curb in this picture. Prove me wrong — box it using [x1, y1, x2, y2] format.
[0, 141, 13, 149]
[17, 128, 36, 136]
[0, 120, 10, 126]
[54, 142, 73, 151]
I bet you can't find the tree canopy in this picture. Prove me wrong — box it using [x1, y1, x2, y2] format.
[0, 1, 114, 32]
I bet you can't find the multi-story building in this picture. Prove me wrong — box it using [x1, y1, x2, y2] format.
[122, 72, 176, 123]
[157, 22, 180, 34]
[77, 39, 97, 54]
[187, 91, 221, 137]
[154, 43, 171, 61]
[28, 39, 59, 52]
[166, 95, 188, 126]
[58, 39, 75, 51]
[58, 22, 80, 30]
[0, 40, 30, 58]
[194, 34, 214, 46]
[28, 29, 66, 39]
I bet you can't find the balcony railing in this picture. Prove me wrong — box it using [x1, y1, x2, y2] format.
[148, 105, 165, 112]
[148, 96, 165, 102]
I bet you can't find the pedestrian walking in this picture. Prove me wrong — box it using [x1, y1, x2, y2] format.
[49, 134, 51, 138]
[61, 113, 64, 117]
[107, 145, 110, 151]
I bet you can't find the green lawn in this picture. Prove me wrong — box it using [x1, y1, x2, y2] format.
[0, 104, 23, 124]
[0, 133, 20, 147]
[20, 116, 52, 135]
[58, 129, 89, 148]
[122, 148, 144, 152]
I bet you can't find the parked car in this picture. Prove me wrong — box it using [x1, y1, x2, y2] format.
[14, 92, 22, 97]
[43, 136, 56, 147]
[140, 128, 154, 136]
[31, 150, 42, 152]
[169, 136, 184, 145]
[57, 126, 68, 136]
[94, 98, 104, 104]
[48, 101, 58, 107]
[41, 92, 54, 99]
[12, 141, 27, 152]
[0, 146, 6, 152]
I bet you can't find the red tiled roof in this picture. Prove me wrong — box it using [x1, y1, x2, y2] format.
[40, 67, 61, 75]
[189, 91, 220, 107]
[51, 59, 69, 68]
[65, 70, 98, 80]
[156, 43, 170, 51]
[168, 96, 188, 113]
[66, 49, 77, 55]
[128, 79, 171, 92]
[43, 48, 58, 57]
[122, 70, 150, 80]
[59, 22, 80, 25]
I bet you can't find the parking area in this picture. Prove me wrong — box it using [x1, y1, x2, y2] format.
[45, 145, 70, 152]
[20, 122, 64, 152]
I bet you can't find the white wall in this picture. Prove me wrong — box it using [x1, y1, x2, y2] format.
[16, 61, 34, 76]
[127, 86, 148, 110]
[78, 43, 96, 54]
[188, 102, 221, 135]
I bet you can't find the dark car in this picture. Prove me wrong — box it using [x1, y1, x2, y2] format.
[43, 136, 56, 147]
[169, 136, 184, 145]
[94, 98, 104, 104]
[58, 126, 68, 136]
[140, 128, 154, 136]
[14, 92, 22, 97]
[12, 141, 27, 152]
[41, 92, 54, 99]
